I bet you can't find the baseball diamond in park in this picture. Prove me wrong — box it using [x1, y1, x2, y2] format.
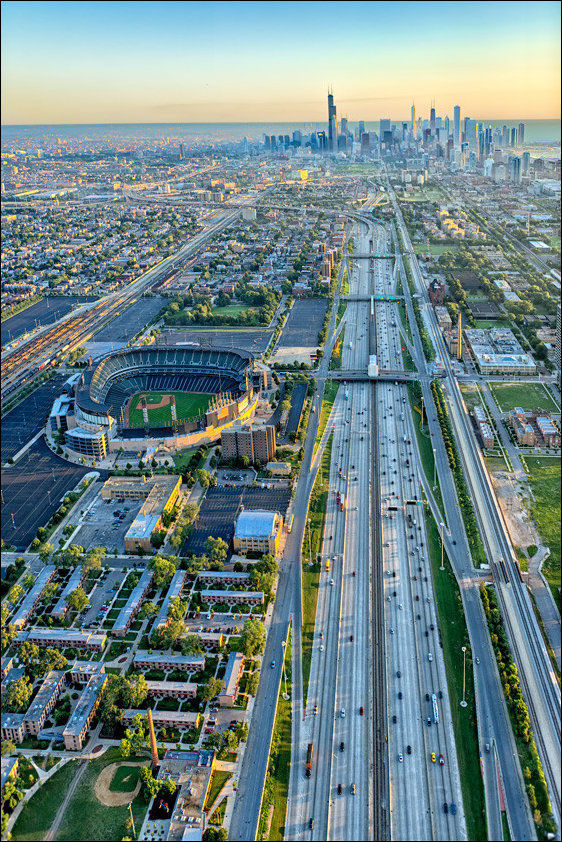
[57, 345, 261, 459]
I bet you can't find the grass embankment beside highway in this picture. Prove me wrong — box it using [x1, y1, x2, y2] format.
[431, 380, 487, 567]
[424, 510, 486, 842]
[523, 456, 561, 599]
[341, 269, 349, 296]
[480, 584, 555, 839]
[257, 626, 293, 841]
[302, 431, 333, 706]
[407, 383, 445, 521]
[335, 301, 347, 328]
[398, 301, 413, 344]
[329, 326, 345, 370]
[314, 380, 339, 449]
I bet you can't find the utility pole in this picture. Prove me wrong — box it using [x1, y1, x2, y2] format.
[439, 521, 445, 571]
[127, 802, 136, 838]
[433, 448, 437, 488]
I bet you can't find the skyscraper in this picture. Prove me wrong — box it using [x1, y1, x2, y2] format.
[518, 122, 525, 146]
[328, 90, 337, 151]
[510, 127, 517, 147]
[453, 105, 461, 146]
[430, 106, 436, 134]
[502, 125, 510, 147]
[411, 103, 416, 136]
[444, 115, 450, 137]
[464, 118, 477, 148]
[522, 150, 531, 175]
[179, 142, 185, 159]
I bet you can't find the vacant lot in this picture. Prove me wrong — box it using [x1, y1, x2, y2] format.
[1, 296, 95, 347]
[277, 299, 329, 348]
[128, 390, 212, 427]
[94, 298, 164, 343]
[1, 374, 65, 462]
[490, 382, 559, 413]
[525, 457, 561, 593]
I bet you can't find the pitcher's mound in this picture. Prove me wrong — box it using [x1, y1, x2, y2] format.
[94, 761, 149, 807]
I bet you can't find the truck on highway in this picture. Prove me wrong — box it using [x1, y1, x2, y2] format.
[306, 743, 313, 777]
[432, 693, 439, 724]
[325, 558, 331, 572]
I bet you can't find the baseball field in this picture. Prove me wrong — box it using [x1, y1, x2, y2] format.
[126, 391, 212, 427]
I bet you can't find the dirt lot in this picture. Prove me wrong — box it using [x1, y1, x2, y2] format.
[489, 469, 538, 549]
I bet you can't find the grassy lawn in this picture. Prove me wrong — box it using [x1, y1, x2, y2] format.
[335, 301, 347, 328]
[12, 761, 79, 842]
[128, 391, 212, 426]
[524, 457, 561, 595]
[490, 382, 559, 414]
[109, 765, 141, 793]
[212, 304, 247, 316]
[398, 302, 413, 344]
[329, 326, 345, 370]
[315, 380, 339, 448]
[55, 748, 151, 842]
[204, 770, 232, 812]
[474, 319, 511, 330]
[425, 511, 487, 842]
[266, 627, 293, 840]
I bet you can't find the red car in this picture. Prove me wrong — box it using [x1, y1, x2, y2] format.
[359, 706, 364, 716]
[439, 754, 445, 765]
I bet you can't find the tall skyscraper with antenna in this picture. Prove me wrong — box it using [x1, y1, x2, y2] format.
[328, 89, 337, 151]
[411, 102, 416, 136]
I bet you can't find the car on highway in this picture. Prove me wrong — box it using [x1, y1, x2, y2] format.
[313, 705, 318, 716]
[350, 635, 354, 642]
[330, 579, 335, 586]
[428, 653, 433, 662]
[443, 803, 448, 814]
[396, 671, 401, 678]
[309, 818, 314, 829]
[407, 745, 412, 754]
[350, 784, 356, 795]
[392, 715, 397, 723]
[340, 708, 345, 718]
[359, 706, 364, 715]
[397, 692, 403, 700]
[439, 754, 445, 765]
[270, 660, 276, 668]
[450, 803, 457, 815]
[398, 753, 403, 762]
[475, 657, 480, 664]
[431, 752, 436, 763]
[340, 741, 345, 751]
[337, 783, 342, 794]
[320, 645, 324, 651]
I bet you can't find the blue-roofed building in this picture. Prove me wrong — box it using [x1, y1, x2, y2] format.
[233, 509, 283, 555]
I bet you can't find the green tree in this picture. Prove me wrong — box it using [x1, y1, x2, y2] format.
[139, 766, 163, 798]
[82, 546, 106, 573]
[1, 776, 24, 810]
[38, 543, 54, 562]
[57, 544, 84, 567]
[240, 618, 266, 657]
[139, 601, 158, 620]
[1, 740, 17, 757]
[205, 537, 228, 569]
[2, 676, 33, 712]
[149, 554, 177, 588]
[181, 634, 203, 656]
[7, 584, 24, 607]
[199, 677, 225, 702]
[65, 587, 89, 613]
[247, 672, 259, 696]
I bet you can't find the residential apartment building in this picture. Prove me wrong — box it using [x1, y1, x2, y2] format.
[201, 589, 264, 606]
[221, 423, 276, 465]
[122, 709, 201, 730]
[112, 569, 154, 636]
[218, 652, 244, 707]
[63, 672, 108, 750]
[146, 681, 197, 700]
[1, 670, 66, 743]
[134, 652, 205, 673]
[15, 627, 107, 652]
[10, 566, 56, 630]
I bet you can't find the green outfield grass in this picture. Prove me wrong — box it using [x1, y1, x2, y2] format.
[212, 304, 247, 316]
[490, 382, 559, 413]
[128, 391, 212, 426]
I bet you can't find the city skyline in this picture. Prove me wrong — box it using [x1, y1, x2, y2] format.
[1, 0, 561, 125]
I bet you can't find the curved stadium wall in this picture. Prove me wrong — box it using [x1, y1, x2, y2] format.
[64, 346, 257, 459]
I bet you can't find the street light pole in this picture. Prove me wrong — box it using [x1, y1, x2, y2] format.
[127, 801, 136, 838]
[460, 647, 468, 708]
[281, 639, 289, 700]
[433, 448, 437, 489]
[439, 521, 445, 571]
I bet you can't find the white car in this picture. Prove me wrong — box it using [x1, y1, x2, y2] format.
[340, 708, 346, 718]
[398, 753, 404, 762]
[330, 579, 335, 586]
[320, 645, 325, 651]
[428, 653, 433, 662]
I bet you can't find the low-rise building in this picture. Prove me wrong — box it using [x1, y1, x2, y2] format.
[52, 567, 85, 620]
[266, 461, 291, 476]
[1, 670, 66, 743]
[434, 306, 452, 331]
[122, 709, 201, 730]
[197, 632, 224, 650]
[63, 672, 108, 750]
[198, 571, 251, 586]
[233, 509, 283, 555]
[134, 651, 205, 673]
[112, 569, 154, 636]
[219, 652, 244, 706]
[146, 680, 197, 699]
[146, 749, 215, 841]
[11, 566, 56, 630]
[515, 423, 535, 446]
[101, 475, 182, 552]
[0, 756, 19, 790]
[201, 589, 264, 606]
[68, 660, 106, 686]
[14, 627, 107, 652]
[154, 569, 188, 630]
[535, 415, 561, 447]
[221, 423, 276, 466]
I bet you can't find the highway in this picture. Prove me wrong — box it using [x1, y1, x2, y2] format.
[391, 180, 558, 838]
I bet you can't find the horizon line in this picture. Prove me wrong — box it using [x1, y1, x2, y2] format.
[2, 117, 561, 128]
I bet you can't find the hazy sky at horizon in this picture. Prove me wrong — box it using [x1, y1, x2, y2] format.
[2, 0, 560, 125]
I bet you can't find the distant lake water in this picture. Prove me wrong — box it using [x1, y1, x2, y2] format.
[1, 119, 560, 145]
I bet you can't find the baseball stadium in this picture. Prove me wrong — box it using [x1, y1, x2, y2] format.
[51, 345, 261, 460]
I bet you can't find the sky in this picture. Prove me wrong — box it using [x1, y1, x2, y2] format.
[1, 0, 560, 125]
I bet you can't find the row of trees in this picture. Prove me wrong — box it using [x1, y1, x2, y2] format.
[480, 584, 554, 835]
[431, 380, 486, 566]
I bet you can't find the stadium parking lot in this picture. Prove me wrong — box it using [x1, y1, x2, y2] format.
[277, 298, 328, 347]
[1, 375, 65, 463]
[182, 484, 291, 556]
[72, 495, 141, 555]
[286, 381, 308, 434]
[1, 438, 92, 550]
[93, 297, 165, 342]
[1, 296, 95, 346]
[158, 328, 272, 354]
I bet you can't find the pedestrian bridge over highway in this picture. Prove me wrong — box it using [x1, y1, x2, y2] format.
[342, 294, 404, 302]
[328, 369, 445, 383]
[351, 254, 394, 259]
